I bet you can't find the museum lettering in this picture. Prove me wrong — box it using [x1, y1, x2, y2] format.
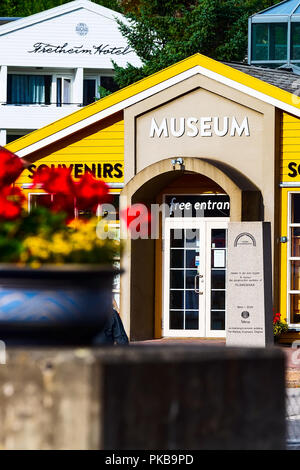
[149, 116, 250, 138]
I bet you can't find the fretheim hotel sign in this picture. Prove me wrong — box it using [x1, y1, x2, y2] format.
[28, 42, 132, 56]
[149, 116, 250, 138]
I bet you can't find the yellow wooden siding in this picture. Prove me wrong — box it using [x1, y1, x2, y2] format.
[281, 113, 300, 182]
[16, 121, 124, 191]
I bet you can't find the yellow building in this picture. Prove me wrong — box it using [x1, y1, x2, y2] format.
[6, 53, 300, 342]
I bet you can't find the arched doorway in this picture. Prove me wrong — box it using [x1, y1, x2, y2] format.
[120, 157, 262, 341]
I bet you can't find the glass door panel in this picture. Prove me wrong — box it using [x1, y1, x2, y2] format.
[169, 227, 200, 331]
[83, 79, 96, 105]
[63, 79, 71, 104]
[56, 77, 71, 106]
[164, 219, 205, 337]
[163, 218, 228, 338]
[206, 223, 227, 337]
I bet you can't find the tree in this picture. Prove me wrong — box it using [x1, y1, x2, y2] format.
[113, 0, 282, 88]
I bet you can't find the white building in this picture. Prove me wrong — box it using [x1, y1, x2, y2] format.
[0, 0, 141, 145]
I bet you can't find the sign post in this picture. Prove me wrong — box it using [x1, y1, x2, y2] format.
[226, 222, 273, 347]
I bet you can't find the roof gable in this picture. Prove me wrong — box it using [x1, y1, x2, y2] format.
[0, 0, 125, 36]
[6, 53, 300, 157]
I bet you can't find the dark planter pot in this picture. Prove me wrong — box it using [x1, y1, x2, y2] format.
[0, 264, 118, 346]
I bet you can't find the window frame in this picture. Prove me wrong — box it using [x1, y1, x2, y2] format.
[6, 130, 30, 144]
[251, 22, 288, 63]
[83, 74, 100, 105]
[100, 74, 119, 94]
[287, 191, 300, 329]
[54, 73, 73, 107]
[7, 72, 52, 106]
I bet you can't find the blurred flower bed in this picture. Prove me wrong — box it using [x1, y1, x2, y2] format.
[0, 147, 119, 266]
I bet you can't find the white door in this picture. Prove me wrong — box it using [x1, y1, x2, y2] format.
[163, 218, 228, 338]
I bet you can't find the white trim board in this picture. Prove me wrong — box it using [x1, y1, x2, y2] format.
[15, 64, 300, 158]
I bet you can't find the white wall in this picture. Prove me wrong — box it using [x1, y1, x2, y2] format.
[0, 7, 142, 69]
[0, 104, 81, 130]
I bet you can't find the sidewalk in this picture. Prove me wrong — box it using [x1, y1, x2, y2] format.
[133, 338, 226, 346]
[282, 346, 300, 388]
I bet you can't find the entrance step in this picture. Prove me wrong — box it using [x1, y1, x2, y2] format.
[132, 338, 226, 345]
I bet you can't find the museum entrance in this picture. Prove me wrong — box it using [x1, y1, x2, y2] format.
[121, 159, 264, 341]
[163, 194, 230, 338]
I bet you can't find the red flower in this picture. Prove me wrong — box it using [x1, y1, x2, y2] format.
[32, 167, 111, 221]
[121, 204, 151, 238]
[0, 185, 25, 220]
[0, 147, 25, 187]
[273, 312, 281, 324]
[74, 172, 111, 211]
[33, 166, 74, 194]
[32, 167, 76, 220]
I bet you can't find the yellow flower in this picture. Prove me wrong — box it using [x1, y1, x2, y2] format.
[30, 260, 42, 269]
[23, 236, 50, 260]
[51, 233, 72, 256]
[21, 216, 119, 265]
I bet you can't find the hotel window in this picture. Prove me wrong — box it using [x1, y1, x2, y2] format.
[100, 76, 119, 93]
[7, 75, 51, 105]
[288, 192, 300, 326]
[6, 131, 30, 144]
[251, 23, 287, 62]
[83, 79, 97, 105]
[56, 77, 71, 106]
[292, 23, 300, 60]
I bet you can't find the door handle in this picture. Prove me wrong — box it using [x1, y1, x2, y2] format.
[194, 274, 200, 293]
[194, 274, 199, 293]
[195, 274, 204, 294]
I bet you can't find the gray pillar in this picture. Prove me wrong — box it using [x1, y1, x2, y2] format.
[0, 65, 7, 105]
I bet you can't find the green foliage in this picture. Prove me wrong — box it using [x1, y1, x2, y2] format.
[98, 85, 112, 99]
[273, 313, 289, 338]
[0, 206, 66, 262]
[113, 0, 282, 88]
[273, 319, 289, 338]
[0, 206, 119, 265]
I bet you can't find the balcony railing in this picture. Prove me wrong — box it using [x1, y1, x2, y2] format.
[1, 102, 90, 107]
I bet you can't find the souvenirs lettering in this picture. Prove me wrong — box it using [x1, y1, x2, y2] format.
[28, 42, 132, 56]
[288, 162, 300, 178]
[27, 163, 123, 179]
